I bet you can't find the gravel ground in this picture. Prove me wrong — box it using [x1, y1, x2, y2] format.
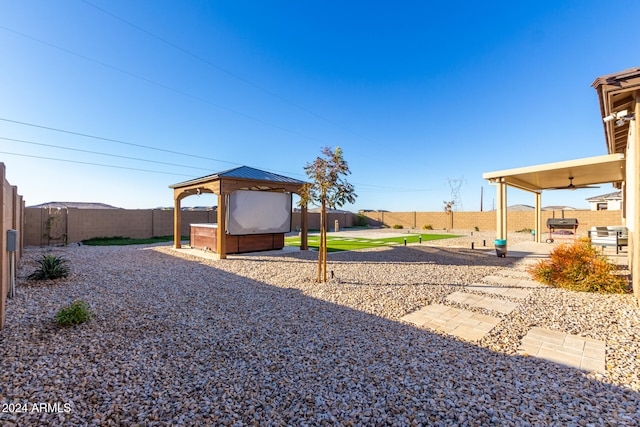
[1, 230, 639, 426]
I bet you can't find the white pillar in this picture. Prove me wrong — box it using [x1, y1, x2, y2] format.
[534, 192, 542, 243]
[495, 179, 507, 240]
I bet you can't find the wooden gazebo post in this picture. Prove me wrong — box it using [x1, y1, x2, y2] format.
[217, 193, 227, 259]
[173, 192, 183, 249]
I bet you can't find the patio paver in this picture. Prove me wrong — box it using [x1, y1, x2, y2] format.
[446, 291, 518, 314]
[496, 270, 531, 279]
[400, 304, 501, 342]
[482, 275, 543, 288]
[518, 327, 606, 373]
[466, 283, 532, 299]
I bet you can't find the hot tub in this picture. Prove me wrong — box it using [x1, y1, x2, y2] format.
[190, 223, 285, 254]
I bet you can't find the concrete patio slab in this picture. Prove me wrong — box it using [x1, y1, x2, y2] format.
[518, 327, 606, 373]
[446, 291, 518, 314]
[401, 304, 501, 342]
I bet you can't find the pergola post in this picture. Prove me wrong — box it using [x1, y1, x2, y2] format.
[173, 194, 182, 249]
[301, 203, 308, 250]
[495, 179, 507, 240]
[217, 193, 227, 259]
[534, 192, 542, 243]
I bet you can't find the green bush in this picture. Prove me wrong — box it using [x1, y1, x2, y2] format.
[354, 214, 368, 227]
[474, 226, 479, 231]
[422, 224, 433, 230]
[527, 238, 629, 293]
[55, 300, 93, 326]
[392, 224, 403, 229]
[28, 255, 69, 280]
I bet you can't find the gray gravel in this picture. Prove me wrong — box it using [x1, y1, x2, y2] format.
[1, 232, 639, 426]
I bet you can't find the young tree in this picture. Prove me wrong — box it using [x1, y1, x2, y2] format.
[443, 200, 455, 232]
[300, 147, 357, 282]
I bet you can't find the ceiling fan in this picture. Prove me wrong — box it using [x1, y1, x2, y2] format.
[549, 176, 600, 190]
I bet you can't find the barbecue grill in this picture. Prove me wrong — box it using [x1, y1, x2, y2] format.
[545, 218, 578, 243]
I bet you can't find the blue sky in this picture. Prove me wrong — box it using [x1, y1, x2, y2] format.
[0, 1, 637, 211]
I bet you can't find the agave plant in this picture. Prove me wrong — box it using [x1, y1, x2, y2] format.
[28, 255, 70, 280]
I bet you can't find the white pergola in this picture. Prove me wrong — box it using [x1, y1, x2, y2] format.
[483, 153, 625, 242]
[485, 66, 640, 301]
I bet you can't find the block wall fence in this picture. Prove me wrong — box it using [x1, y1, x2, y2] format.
[24, 207, 622, 246]
[359, 210, 622, 234]
[23, 208, 356, 246]
[1, 163, 24, 329]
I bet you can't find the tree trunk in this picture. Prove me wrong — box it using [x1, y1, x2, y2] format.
[322, 200, 327, 282]
[317, 203, 323, 282]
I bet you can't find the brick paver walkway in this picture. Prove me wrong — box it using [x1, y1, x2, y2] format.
[446, 291, 518, 314]
[401, 240, 613, 372]
[465, 283, 533, 299]
[519, 327, 606, 373]
[400, 304, 500, 342]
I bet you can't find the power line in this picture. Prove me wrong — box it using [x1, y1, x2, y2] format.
[80, 0, 379, 146]
[1, 116, 434, 193]
[0, 151, 194, 177]
[0, 116, 311, 178]
[0, 24, 324, 145]
[0, 117, 240, 166]
[0, 136, 214, 172]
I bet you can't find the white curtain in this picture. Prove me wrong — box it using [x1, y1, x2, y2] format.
[227, 190, 291, 235]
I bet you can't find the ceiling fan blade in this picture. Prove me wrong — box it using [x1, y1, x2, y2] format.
[546, 177, 600, 190]
[546, 184, 600, 190]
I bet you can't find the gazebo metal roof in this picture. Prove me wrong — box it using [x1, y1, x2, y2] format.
[170, 166, 304, 189]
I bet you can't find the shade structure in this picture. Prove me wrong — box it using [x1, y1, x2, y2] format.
[170, 166, 308, 258]
[483, 153, 625, 193]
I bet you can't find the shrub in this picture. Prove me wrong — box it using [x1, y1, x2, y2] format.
[354, 214, 368, 227]
[527, 238, 628, 293]
[392, 224, 403, 229]
[516, 228, 533, 233]
[422, 224, 433, 230]
[55, 300, 93, 326]
[28, 255, 70, 280]
[474, 226, 479, 231]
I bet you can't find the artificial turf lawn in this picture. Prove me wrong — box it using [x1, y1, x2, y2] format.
[285, 233, 460, 252]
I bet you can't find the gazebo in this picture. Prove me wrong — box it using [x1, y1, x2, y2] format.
[170, 166, 308, 259]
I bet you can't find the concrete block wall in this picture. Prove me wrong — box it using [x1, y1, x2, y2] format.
[24, 207, 44, 247]
[360, 210, 623, 235]
[25, 208, 217, 246]
[68, 208, 152, 242]
[292, 212, 355, 231]
[1, 163, 24, 329]
[23, 207, 623, 247]
[153, 210, 216, 237]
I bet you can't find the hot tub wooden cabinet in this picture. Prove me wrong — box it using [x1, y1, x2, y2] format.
[190, 224, 285, 254]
